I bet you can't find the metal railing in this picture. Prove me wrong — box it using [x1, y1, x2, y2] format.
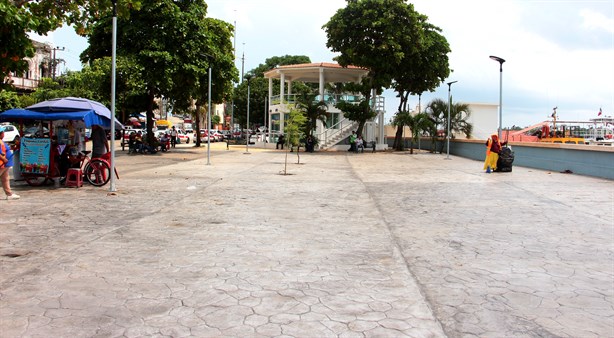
[270, 93, 364, 106]
[316, 117, 357, 148]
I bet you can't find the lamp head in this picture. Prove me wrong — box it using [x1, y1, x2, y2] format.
[244, 73, 254, 82]
[489, 55, 505, 64]
[447, 80, 458, 86]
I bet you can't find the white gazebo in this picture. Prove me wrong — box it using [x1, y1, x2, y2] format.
[263, 62, 387, 150]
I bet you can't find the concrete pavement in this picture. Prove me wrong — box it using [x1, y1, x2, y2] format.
[1, 142, 612, 337]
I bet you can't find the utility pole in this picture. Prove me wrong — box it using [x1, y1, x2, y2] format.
[51, 46, 65, 80]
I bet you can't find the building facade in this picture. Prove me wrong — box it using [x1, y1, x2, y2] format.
[5, 40, 53, 92]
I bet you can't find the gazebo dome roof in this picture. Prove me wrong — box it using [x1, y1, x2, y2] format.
[263, 62, 368, 83]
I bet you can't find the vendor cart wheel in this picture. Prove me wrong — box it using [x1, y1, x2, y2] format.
[84, 159, 111, 186]
[25, 176, 49, 187]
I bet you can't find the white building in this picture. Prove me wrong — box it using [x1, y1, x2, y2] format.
[5, 41, 52, 91]
[463, 102, 498, 140]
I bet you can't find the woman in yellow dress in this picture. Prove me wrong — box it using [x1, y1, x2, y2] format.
[483, 134, 505, 172]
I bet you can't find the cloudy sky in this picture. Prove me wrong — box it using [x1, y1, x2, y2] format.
[41, 0, 613, 128]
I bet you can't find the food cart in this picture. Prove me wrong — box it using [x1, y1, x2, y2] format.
[0, 99, 122, 187]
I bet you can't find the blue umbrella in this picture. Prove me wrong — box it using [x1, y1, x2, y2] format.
[27, 97, 122, 129]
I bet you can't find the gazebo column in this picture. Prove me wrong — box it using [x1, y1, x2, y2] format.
[280, 72, 285, 133]
[316, 68, 325, 140]
[268, 77, 273, 136]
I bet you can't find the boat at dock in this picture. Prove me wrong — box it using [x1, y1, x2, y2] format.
[505, 113, 613, 145]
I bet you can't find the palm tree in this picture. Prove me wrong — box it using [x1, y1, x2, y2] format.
[407, 112, 434, 154]
[425, 97, 473, 153]
[296, 91, 328, 138]
[392, 111, 434, 153]
[392, 110, 412, 151]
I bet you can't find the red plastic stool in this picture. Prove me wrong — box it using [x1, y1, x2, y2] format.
[65, 168, 83, 188]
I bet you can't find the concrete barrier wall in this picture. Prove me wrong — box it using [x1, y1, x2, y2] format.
[387, 137, 614, 180]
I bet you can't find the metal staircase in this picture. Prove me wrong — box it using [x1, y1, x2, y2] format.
[317, 119, 359, 150]
[316, 95, 386, 151]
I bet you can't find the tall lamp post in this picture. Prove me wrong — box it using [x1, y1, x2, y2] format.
[199, 53, 213, 164]
[244, 73, 253, 154]
[446, 80, 458, 160]
[206, 63, 212, 165]
[489, 55, 505, 138]
[109, 0, 118, 192]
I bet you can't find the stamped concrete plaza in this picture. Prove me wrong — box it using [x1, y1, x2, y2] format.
[1, 142, 612, 337]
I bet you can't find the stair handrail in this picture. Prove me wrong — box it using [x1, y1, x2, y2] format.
[316, 118, 358, 149]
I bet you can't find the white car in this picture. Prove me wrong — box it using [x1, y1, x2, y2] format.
[209, 130, 224, 142]
[1, 124, 20, 143]
[176, 129, 190, 144]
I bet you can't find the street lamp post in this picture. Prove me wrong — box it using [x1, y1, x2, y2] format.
[244, 73, 253, 154]
[446, 80, 458, 160]
[199, 53, 214, 164]
[109, 0, 118, 192]
[490, 55, 505, 139]
[206, 65, 212, 165]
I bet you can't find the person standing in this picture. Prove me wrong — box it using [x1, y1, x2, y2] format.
[276, 134, 285, 150]
[0, 126, 19, 200]
[349, 131, 357, 152]
[305, 135, 315, 153]
[91, 124, 109, 159]
[483, 134, 506, 172]
[170, 126, 178, 148]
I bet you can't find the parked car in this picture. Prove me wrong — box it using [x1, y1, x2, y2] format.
[122, 128, 142, 141]
[24, 126, 49, 138]
[198, 129, 215, 142]
[220, 130, 232, 140]
[155, 130, 169, 139]
[176, 129, 190, 144]
[209, 130, 224, 142]
[1, 124, 20, 143]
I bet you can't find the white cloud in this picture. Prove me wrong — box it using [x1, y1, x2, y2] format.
[580, 8, 614, 33]
[37, 0, 614, 127]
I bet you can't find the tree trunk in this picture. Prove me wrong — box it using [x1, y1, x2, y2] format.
[393, 125, 404, 151]
[146, 89, 155, 145]
[194, 103, 201, 147]
[356, 120, 365, 139]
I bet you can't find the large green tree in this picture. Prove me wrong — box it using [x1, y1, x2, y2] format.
[1, 0, 141, 86]
[324, 0, 421, 136]
[392, 20, 451, 150]
[82, 0, 237, 145]
[63, 57, 148, 123]
[324, 0, 452, 142]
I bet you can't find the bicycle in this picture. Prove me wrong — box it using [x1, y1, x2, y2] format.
[24, 150, 118, 187]
[80, 151, 115, 186]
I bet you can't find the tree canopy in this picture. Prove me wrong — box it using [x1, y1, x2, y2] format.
[324, 0, 452, 143]
[81, 0, 237, 143]
[324, 0, 427, 136]
[250, 55, 311, 78]
[1, 0, 141, 86]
